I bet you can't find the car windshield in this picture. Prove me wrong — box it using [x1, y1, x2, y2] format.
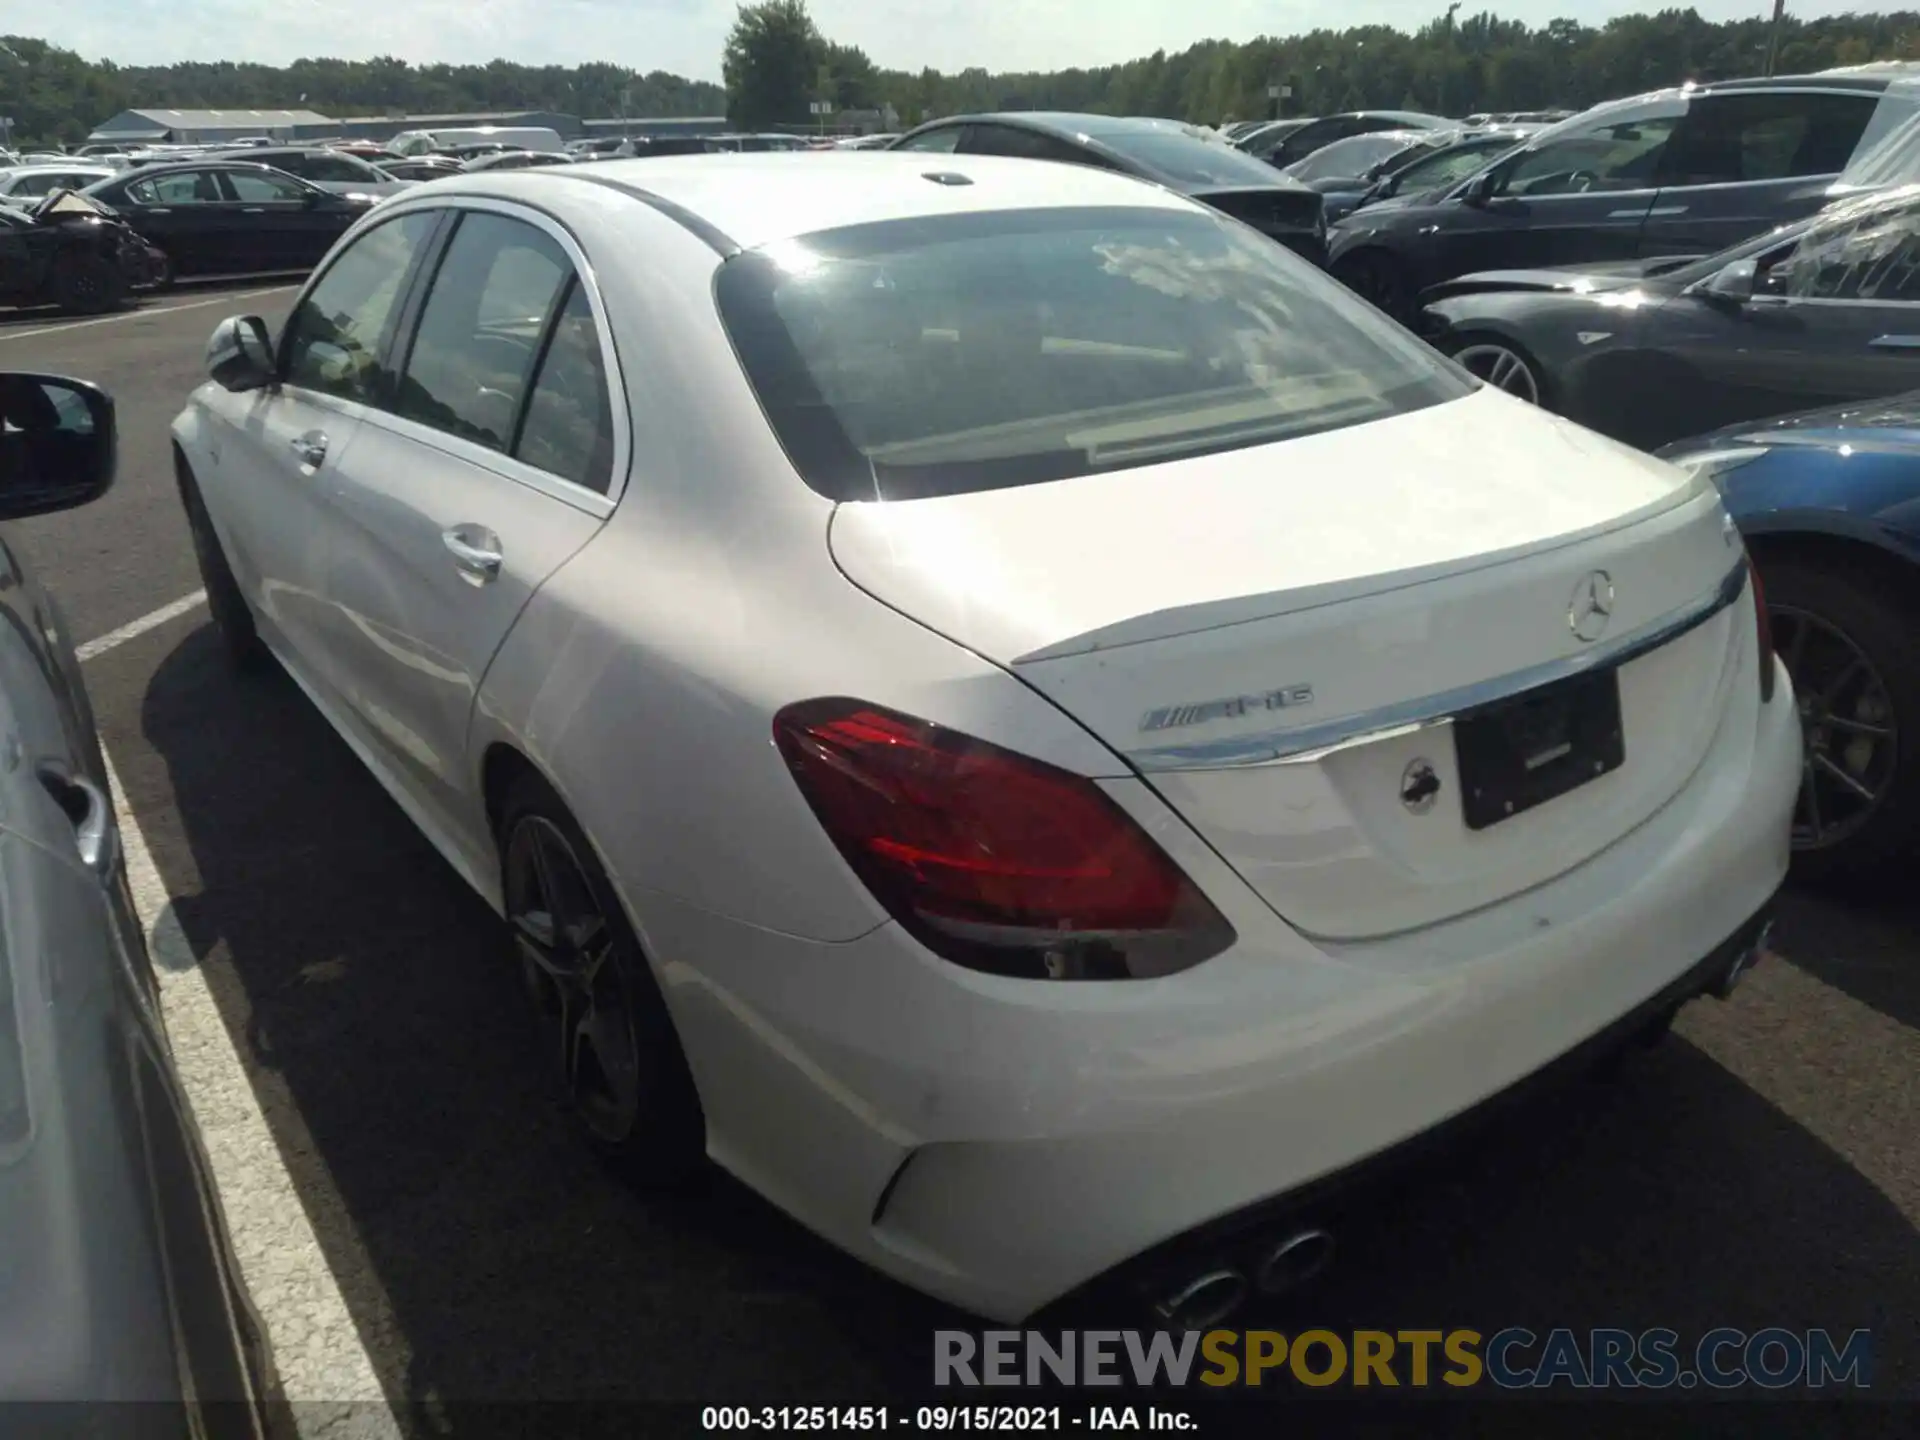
[1287, 132, 1426, 182]
[716, 206, 1471, 502]
[1093, 129, 1299, 188]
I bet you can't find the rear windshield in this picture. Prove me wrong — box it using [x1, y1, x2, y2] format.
[716, 206, 1472, 502]
[1094, 130, 1303, 188]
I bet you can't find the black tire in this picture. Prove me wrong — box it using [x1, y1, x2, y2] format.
[176, 462, 267, 672]
[1444, 329, 1553, 410]
[498, 770, 706, 1187]
[1763, 556, 1920, 885]
[50, 252, 127, 316]
[1333, 250, 1416, 325]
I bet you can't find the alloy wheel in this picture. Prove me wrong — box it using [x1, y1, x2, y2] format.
[1773, 605, 1899, 851]
[1453, 343, 1541, 404]
[504, 815, 643, 1141]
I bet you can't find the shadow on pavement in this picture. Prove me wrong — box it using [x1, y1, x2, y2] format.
[131, 622, 1919, 1423]
[1775, 886, 1920, 1032]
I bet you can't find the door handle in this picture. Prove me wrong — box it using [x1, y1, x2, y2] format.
[242, 206, 266, 214]
[442, 526, 503, 585]
[1869, 334, 1920, 349]
[38, 766, 116, 876]
[147, 207, 172, 214]
[289, 430, 328, 467]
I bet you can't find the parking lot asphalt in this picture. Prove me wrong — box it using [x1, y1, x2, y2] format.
[1, 288, 1916, 1427]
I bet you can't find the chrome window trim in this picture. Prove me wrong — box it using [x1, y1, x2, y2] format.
[1127, 557, 1751, 773]
[299, 191, 632, 512]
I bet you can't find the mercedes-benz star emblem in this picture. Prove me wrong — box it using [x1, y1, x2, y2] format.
[1568, 570, 1615, 643]
[1400, 758, 1441, 815]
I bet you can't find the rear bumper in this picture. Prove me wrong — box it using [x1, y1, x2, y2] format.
[647, 656, 1799, 1322]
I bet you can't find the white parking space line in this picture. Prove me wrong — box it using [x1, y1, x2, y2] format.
[0, 285, 297, 343]
[84, 605, 400, 1432]
[75, 591, 207, 661]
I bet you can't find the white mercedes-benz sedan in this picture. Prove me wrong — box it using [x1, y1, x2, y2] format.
[170, 153, 1800, 1325]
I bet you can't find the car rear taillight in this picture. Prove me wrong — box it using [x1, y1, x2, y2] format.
[1749, 561, 1775, 704]
[773, 700, 1235, 980]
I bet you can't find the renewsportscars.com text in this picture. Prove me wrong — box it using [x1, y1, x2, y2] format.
[934, 1328, 1872, 1390]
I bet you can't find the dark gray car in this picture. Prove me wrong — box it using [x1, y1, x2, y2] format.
[0, 371, 284, 1430]
[1420, 183, 1920, 452]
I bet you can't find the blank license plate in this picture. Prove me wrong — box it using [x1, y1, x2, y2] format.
[1453, 669, 1625, 831]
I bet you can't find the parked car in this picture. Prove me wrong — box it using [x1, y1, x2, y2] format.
[1244, 110, 1451, 168]
[1231, 117, 1317, 154]
[390, 126, 566, 157]
[891, 112, 1326, 264]
[1328, 73, 1920, 322]
[81, 162, 375, 279]
[172, 153, 1795, 1327]
[1660, 398, 1920, 878]
[0, 192, 157, 313]
[204, 148, 409, 197]
[1314, 126, 1540, 225]
[375, 158, 463, 183]
[0, 369, 286, 1427]
[461, 150, 573, 173]
[1419, 184, 1920, 451]
[0, 164, 117, 209]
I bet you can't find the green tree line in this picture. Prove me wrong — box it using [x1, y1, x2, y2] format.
[9, 6, 1920, 147]
[0, 35, 726, 145]
[729, 2, 1920, 129]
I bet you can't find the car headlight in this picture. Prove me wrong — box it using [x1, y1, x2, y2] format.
[1668, 445, 1770, 486]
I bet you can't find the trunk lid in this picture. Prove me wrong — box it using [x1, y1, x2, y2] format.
[829, 389, 1747, 940]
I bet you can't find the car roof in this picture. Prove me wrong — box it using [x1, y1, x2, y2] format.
[923, 111, 1202, 141]
[0, 163, 112, 174]
[465, 152, 1196, 252]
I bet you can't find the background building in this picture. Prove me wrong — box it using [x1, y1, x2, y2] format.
[87, 107, 336, 145]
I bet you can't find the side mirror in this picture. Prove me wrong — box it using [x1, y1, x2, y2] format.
[1693, 257, 1757, 307]
[207, 315, 276, 393]
[1461, 170, 1497, 206]
[0, 374, 116, 519]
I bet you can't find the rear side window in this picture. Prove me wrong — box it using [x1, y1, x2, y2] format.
[225, 170, 309, 202]
[283, 210, 440, 402]
[396, 212, 573, 452]
[715, 206, 1471, 502]
[894, 128, 964, 154]
[1660, 92, 1877, 186]
[513, 280, 616, 492]
[1101, 130, 1297, 188]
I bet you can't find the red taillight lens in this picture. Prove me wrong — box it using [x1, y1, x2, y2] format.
[773, 700, 1235, 980]
[1749, 561, 1776, 704]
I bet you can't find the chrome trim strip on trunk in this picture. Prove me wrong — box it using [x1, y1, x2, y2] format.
[1127, 558, 1751, 773]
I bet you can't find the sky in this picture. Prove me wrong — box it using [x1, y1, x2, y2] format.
[29, 0, 1861, 84]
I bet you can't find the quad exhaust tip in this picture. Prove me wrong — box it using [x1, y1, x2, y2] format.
[1256, 1228, 1335, 1295]
[1713, 920, 1775, 1000]
[1154, 1269, 1249, 1330]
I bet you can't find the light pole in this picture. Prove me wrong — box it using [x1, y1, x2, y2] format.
[1765, 0, 1787, 77]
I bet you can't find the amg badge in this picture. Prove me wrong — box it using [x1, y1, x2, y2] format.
[1140, 684, 1315, 734]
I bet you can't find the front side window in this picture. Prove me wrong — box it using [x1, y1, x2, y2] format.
[894, 127, 963, 154]
[715, 206, 1472, 502]
[1496, 117, 1680, 197]
[1770, 197, 1920, 301]
[224, 170, 310, 203]
[396, 212, 572, 451]
[283, 210, 440, 402]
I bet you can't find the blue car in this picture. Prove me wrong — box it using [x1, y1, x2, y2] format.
[1660, 398, 1920, 879]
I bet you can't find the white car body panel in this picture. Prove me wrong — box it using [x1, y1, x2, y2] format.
[171, 154, 1801, 1322]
